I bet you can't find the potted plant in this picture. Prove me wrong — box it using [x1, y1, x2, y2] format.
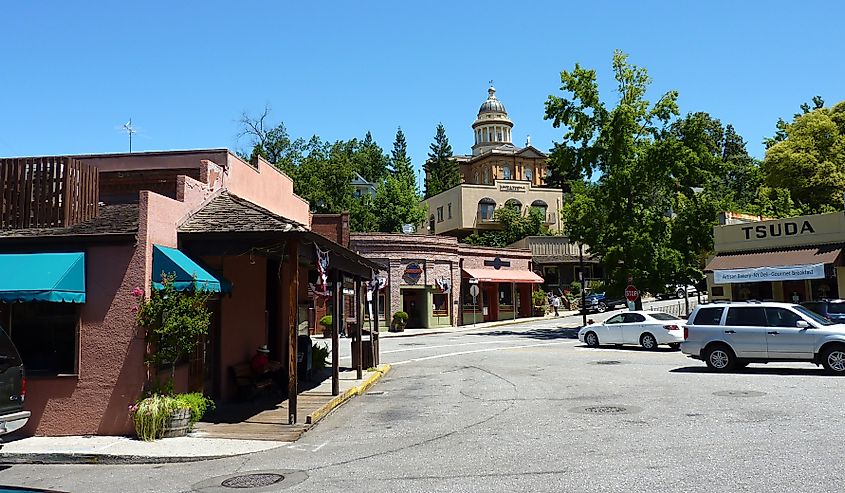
[311, 342, 330, 376]
[133, 273, 213, 439]
[532, 288, 548, 317]
[319, 315, 333, 338]
[390, 311, 408, 332]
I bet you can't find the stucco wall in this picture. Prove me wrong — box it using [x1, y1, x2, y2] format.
[24, 243, 146, 436]
[223, 154, 310, 226]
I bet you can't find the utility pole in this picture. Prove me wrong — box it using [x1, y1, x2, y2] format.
[579, 242, 586, 327]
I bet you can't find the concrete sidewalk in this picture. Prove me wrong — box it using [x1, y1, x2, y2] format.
[0, 364, 391, 465]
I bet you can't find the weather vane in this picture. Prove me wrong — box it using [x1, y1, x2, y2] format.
[122, 119, 137, 153]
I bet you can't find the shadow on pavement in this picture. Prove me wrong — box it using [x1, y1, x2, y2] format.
[577, 345, 679, 353]
[468, 327, 580, 340]
[670, 366, 829, 376]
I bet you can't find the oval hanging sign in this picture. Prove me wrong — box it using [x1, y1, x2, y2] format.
[404, 263, 423, 284]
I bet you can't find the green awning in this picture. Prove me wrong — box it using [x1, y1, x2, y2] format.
[0, 252, 86, 303]
[152, 245, 228, 293]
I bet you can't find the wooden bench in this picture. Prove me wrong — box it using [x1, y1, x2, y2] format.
[229, 363, 274, 400]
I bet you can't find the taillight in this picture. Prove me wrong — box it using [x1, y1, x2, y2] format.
[21, 373, 26, 398]
[683, 326, 689, 340]
[663, 325, 680, 331]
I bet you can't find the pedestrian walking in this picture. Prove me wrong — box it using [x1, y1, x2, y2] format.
[552, 294, 561, 317]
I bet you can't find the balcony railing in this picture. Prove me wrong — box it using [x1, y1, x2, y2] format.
[0, 157, 99, 230]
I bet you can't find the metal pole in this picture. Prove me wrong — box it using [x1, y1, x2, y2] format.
[331, 270, 340, 396]
[355, 278, 363, 380]
[579, 243, 587, 327]
[512, 282, 516, 320]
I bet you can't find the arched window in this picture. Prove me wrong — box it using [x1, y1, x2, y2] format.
[531, 200, 547, 220]
[483, 168, 490, 184]
[524, 167, 533, 182]
[474, 171, 480, 184]
[478, 198, 496, 222]
[502, 165, 511, 180]
[505, 199, 522, 212]
[429, 215, 435, 234]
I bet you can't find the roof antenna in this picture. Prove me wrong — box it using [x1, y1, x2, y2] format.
[122, 119, 137, 153]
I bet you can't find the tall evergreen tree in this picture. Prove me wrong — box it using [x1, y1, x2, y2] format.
[390, 127, 416, 191]
[424, 123, 460, 198]
[354, 132, 389, 183]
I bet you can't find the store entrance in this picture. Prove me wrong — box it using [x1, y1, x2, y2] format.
[402, 289, 426, 328]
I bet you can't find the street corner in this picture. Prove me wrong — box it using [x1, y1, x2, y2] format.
[306, 364, 392, 426]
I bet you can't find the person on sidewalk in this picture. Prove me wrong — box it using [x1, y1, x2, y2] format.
[552, 294, 561, 317]
[251, 345, 271, 374]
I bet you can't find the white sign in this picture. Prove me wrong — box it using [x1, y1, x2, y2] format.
[713, 263, 825, 284]
[468, 278, 479, 285]
[469, 285, 480, 299]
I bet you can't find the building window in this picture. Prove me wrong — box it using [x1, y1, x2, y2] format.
[525, 168, 533, 182]
[498, 284, 513, 308]
[478, 198, 496, 221]
[505, 199, 522, 212]
[429, 215, 435, 234]
[447, 203, 452, 219]
[497, 129, 503, 141]
[8, 302, 79, 375]
[502, 165, 511, 179]
[530, 200, 547, 220]
[474, 171, 480, 184]
[483, 168, 490, 184]
[543, 266, 559, 285]
[437, 206, 444, 222]
[432, 294, 448, 317]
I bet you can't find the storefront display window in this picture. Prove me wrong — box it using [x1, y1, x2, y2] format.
[8, 302, 79, 375]
[499, 284, 513, 309]
[432, 294, 448, 317]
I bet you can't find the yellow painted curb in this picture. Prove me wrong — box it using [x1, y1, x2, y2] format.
[306, 364, 392, 425]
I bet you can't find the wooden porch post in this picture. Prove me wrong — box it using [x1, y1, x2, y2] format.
[286, 240, 299, 424]
[355, 277, 363, 379]
[371, 279, 379, 367]
[332, 269, 341, 396]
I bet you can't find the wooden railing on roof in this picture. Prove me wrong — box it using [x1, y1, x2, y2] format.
[0, 157, 99, 230]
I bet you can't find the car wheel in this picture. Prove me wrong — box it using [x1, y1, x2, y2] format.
[584, 331, 600, 348]
[676, 288, 685, 299]
[640, 333, 658, 350]
[821, 345, 845, 375]
[597, 302, 607, 313]
[669, 342, 680, 350]
[704, 344, 736, 371]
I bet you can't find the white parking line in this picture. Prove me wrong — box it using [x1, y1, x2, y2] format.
[391, 341, 572, 366]
[339, 340, 526, 360]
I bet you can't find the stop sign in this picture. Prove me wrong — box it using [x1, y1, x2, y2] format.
[625, 285, 639, 302]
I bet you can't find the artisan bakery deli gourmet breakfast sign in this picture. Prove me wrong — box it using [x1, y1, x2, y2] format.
[714, 263, 825, 284]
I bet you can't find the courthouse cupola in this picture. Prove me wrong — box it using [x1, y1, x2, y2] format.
[471, 85, 514, 156]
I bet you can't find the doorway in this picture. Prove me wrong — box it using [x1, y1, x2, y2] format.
[402, 289, 426, 328]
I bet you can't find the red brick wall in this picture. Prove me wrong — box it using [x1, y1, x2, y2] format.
[311, 213, 350, 247]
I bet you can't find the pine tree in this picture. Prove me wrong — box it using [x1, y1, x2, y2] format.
[424, 123, 460, 198]
[355, 131, 389, 183]
[390, 127, 416, 191]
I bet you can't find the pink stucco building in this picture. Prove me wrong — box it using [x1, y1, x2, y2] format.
[0, 150, 377, 436]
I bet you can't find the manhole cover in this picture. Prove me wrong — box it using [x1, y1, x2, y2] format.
[222, 474, 285, 488]
[713, 390, 766, 398]
[570, 405, 642, 415]
[592, 360, 623, 365]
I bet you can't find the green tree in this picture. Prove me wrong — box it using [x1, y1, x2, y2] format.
[544, 51, 689, 294]
[373, 175, 428, 233]
[762, 100, 845, 214]
[349, 193, 379, 232]
[424, 123, 460, 198]
[390, 127, 416, 191]
[463, 207, 548, 247]
[354, 131, 390, 183]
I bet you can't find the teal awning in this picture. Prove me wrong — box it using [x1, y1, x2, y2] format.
[152, 245, 228, 293]
[0, 252, 86, 303]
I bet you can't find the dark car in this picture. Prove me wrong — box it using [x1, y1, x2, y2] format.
[801, 299, 845, 324]
[0, 324, 29, 435]
[582, 292, 627, 313]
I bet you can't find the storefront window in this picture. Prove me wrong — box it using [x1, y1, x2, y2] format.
[432, 294, 448, 317]
[8, 302, 78, 375]
[499, 284, 513, 308]
[543, 266, 559, 285]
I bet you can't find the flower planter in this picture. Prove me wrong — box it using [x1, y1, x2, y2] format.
[161, 408, 191, 438]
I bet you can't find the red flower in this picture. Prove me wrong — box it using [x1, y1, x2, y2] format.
[131, 287, 143, 298]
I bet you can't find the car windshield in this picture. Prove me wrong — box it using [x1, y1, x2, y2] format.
[648, 312, 681, 321]
[828, 303, 845, 314]
[793, 305, 835, 326]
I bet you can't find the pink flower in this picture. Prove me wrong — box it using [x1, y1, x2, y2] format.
[131, 306, 139, 313]
[131, 287, 143, 298]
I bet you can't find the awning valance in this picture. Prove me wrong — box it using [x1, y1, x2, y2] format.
[463, 267, 544, 284]
[0, 252, 86, 303]
[152, 245, 229, 293]
[706, 246, 841, 284]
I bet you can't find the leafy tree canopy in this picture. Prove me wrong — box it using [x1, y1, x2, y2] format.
[463, 206, 549, 248]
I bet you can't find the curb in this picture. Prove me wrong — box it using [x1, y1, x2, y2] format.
[0, 452, 237, 465]
[306, 364, 391, 425]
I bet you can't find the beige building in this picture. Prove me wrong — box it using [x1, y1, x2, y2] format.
[423, 86, 563, 237]
[706, 211, 845, 302]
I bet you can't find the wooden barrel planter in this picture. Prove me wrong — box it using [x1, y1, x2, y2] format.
[161, 408, 191, 438]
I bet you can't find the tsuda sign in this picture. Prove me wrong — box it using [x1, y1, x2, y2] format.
[741, 220, 815, 240]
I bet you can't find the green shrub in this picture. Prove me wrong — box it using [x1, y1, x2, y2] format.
[590, 281, 606, 293]
[570, 281, 582, 296]
[319, 315, 332, 328]
[392, 311, 409, 323]
[532, 289, 547, 307]
[130, 394, 180, 441]
[174, 392, 215, 429]
[312, 343, 330, 372]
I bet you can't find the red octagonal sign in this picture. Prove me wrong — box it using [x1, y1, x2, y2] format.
[625, 285, 639, 302]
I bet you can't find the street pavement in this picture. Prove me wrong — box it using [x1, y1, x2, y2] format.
[1, 299, 841, 492]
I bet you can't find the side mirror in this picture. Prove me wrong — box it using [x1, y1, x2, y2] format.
[796, 320, 811, 329]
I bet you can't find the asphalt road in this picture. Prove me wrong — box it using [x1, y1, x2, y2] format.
[1, 301, 842, 493]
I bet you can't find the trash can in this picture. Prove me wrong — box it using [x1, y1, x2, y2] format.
[351, 327, 380, 369]
[297, 334, 312, 378]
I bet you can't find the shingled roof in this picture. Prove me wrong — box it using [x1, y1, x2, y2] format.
[178, 191, 307, 233]
[0, 204, 139, 238]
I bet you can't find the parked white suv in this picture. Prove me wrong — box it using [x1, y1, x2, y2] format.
[681, 301, 845, 375]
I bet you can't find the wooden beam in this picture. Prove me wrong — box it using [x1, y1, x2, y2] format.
[372, 280, 379, 367]
[331, 269, 341, 396]
[355, 277, 363, 380]
[286, 240, 299, 424]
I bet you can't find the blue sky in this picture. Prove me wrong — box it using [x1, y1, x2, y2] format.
[1, 1, 843, 186]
